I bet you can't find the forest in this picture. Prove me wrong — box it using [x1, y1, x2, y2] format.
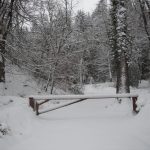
[0, 0, 150, 94]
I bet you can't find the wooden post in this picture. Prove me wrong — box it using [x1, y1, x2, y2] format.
[132, 97, 139, 113]
[29, 97, 39, 115]
[35, 102, 39, 116]
[29, 97, 35, 111]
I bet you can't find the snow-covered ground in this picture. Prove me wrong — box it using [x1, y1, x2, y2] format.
[0, 65, 66, 96]
[0, 68, 150, 150]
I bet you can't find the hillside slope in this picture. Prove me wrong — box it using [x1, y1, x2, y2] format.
[0, 65, 66, 96]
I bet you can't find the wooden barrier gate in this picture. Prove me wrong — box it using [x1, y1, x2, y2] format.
[29, 94, 139, 115]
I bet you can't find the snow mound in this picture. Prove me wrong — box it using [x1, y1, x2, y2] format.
[0, 96, 32, 135]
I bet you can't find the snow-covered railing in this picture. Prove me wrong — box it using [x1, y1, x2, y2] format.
[29, 94, 139, 115]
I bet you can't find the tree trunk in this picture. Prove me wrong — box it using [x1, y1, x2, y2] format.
[50, 78, 55, 94]
[110, 0, 118, 79]
[116, 0, 130, 94]
[45, 69, 52, 92]
[116, 52, 130, 93]
[0, 0, 16, 84]
[0, 33, 5, 83]
[145, 0, 150, 19]
[79, 58, 83, 86]
[107, 52, 112, 82]
[0, 55, 5, 83]
[50, 68, 55, 94]
[138, 0, 150, 42]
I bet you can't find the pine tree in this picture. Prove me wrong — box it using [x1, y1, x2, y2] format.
[92, 0, 112, 82]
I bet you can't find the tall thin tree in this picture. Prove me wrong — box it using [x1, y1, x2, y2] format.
[0, 0, 16, 83]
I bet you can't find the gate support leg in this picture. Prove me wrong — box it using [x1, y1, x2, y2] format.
[29, 97, 35, 111]
[35, 102, 39, 116]
[132, 97, 139, 114]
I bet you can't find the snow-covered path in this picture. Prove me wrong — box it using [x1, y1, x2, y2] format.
[1, 83, 150, 150]
[9, 99, 150, 150]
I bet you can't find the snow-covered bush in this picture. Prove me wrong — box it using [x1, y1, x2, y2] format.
[0, 123, 10, 137]
[69, 84, 83, 94]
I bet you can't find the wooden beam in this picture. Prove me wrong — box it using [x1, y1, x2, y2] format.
[29, 93, 138, 101]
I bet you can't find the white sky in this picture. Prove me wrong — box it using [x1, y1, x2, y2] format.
[75, 0, 99, 13]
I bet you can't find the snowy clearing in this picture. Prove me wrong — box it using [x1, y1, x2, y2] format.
[0, 82, 150, 150]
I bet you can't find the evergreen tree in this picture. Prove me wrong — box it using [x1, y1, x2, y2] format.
[91, 0, 111, 82]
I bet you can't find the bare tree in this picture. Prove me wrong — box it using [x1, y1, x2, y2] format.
[0, 0, 16, 83]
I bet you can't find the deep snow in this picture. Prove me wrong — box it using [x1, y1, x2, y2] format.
[0, 67, 150, 150]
